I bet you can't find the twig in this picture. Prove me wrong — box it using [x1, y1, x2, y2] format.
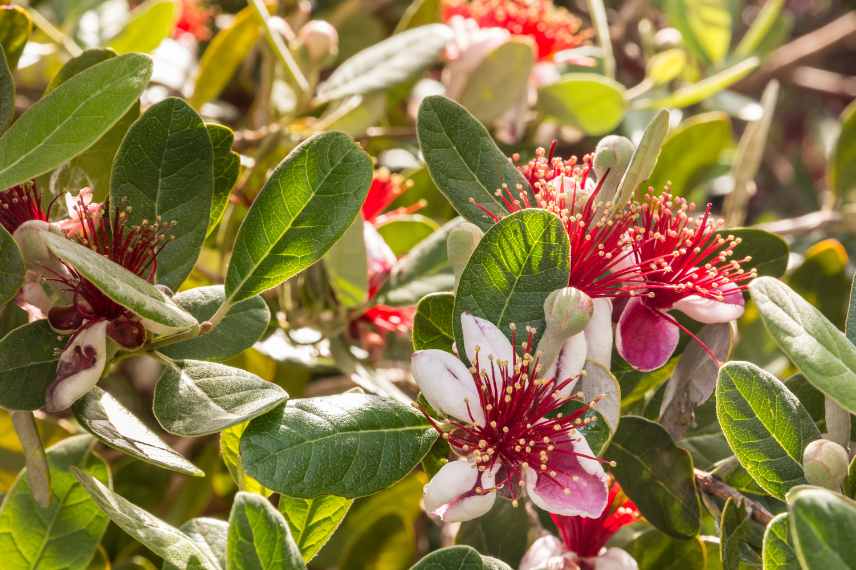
[695, 468, 773, 526]
[756, 207, 856, 236]
[787, 66, 856, 99]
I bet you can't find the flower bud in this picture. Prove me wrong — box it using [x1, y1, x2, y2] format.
[297, 20, 338, 67]
[447, 222, 483, 285]
[803, 438, 850, 491]
[593, 135, 634, 202]
[544, 287, 593, 339]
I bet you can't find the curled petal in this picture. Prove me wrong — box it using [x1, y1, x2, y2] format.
[411, 349, 485, 425]
[423, 459, 497, 522]
[519, 535, 571, 570]
[45, 320, 108, 412]
[615, 297, 679, 372]
[672, 292, 744, 324]
[590, 548, 638, 570]
[13, 220, 68, 275]
[461, 313, 514, 368]
[542, 332, 586, 399]
[584, 298, 613, 368]
[524, 435, 608, 518]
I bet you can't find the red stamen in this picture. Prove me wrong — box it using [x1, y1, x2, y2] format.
[0, 183, 48, 233]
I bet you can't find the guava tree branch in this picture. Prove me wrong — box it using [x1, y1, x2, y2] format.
[694, 468, 774, 526]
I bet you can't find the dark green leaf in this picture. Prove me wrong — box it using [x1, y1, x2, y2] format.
[45, 48, 115, 93]
[159, 286, 270, 362]
[0, 320, 66, 410]
[606, 415, 701, 538]
[750, 277, 856, 414]
[458, 39, 534, 124]
[0, 47, 13, 133]
[716, 361, 819, 499]
[0, 224, 22, 306]
[227, 492, 306, 570]
[0, 6, 30, 70]
[537, 74, 627, 135]
[42, 232, 197, 330]
[417, 95, 529, 230]
[829, 99, 856, 201]
[411, 545, 486, 570]
[278, 494, 353, 562]
[241, 393, 437, 498]
[0, 435, 110, 570]
[788, 486, 856, 569]
[224, 131, 372, 305]
[412, 292, 454, 352]
[721, 498, 763, 570]
[316, 25, 452, 103]
[0, 53, 152, 189]
[763, 513, 799, 570]
[73, 386, 203, 477]
[453, 209, 570, 360]
[625, 529, 707, 570]
[456, 499, 529, 568]
[722, 229, 788, 278]
[153, 359, 288, 437]
[207, 124, 239, 235]
[111, 97, 213, 289]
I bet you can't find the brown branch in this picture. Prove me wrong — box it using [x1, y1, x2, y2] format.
[756, 207, 856, 236]
[695, 468, 773, 526]
[787, 66, 856, 99]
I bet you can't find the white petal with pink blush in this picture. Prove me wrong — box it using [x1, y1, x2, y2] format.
[672, 293, 744, 324]
[411, 349, 486, 425]
[460, 313, 514, 369]
[422, 459, 497, 522]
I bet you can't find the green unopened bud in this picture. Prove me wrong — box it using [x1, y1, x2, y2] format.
[297, 20, 339, 67]
[538, 287, 593, 370]
[803, 438, 850, 491]
[593, 135, 635, 202]
[447, 222, 483, 285]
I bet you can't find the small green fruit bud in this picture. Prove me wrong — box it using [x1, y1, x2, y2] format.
[803, 438, 850, 491]
[593, 135, 634, 202]
[447, 222, 483, 284]
[297, 20, 339, 67]
[544, 287, 593, 339]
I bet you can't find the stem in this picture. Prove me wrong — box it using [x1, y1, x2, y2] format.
[694, 468, 773, 526]
[586, 0, 615, 79]
[24, 7, 82, 57]
[11, 411, 51, 508]
[248, 0, 310, 96]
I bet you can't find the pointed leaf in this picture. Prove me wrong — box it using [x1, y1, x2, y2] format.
[763, 513, 799, 570]
[278, 494, 353, 562]
[106, 0, 178, 54]
[228, 492, 305, 570]
[163, 518, 228, 570]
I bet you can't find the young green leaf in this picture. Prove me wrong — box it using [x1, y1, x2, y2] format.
[0, 224, 23, 306]
[376, 214, 438, 257]
[159, 286, 270, 362]
[458, 38, 535, 124]
[73, 386, 204, 477]
[111, 97, 214, 290]
[412, 292, 455, 352]
[453, 209, 570, 359]
[153, 359, 288, 437]
[228, 492, 306, 570]
[0, 435, 111, 570]
[0, 6, 31, 69]
[73, 468, 220, 570]
[241, 393, 438, 498]
[750, 276, 856, 414]
[278, 494, 353, 562]
[106, 0, 178, 54]
[224, 131, 372, 306]
[640, 58, 760, 109]
[207, 123, 240, 235]
[42, 232, 197, 330]
[163, 518, 228, 570]
[716, 361, 820, 499]
[665, 0, 731, 64]
[537, 74, 627, 135]
[788, 486, 856, 569]
[417, 95, 529, 230]
[316, 25, 453, 103]
[763, 513, 799, 570]
[0, 53, 152, 189]
[607, 416, 701, 538]
[0, 320, 66, 410]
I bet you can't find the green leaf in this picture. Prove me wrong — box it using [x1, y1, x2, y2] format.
[316, 25, 452, 103]
[611, 110, 670, 206]
[848, 274, 856, 344]
[394, 0, 442, 32]
[0, 6, 31, 69]
[456, 499, 529, 568]
[750, 276, 856, 414]
[228, 492, 306, 570]
[241, 393, 438, 498]
[153, 359, 288, 437]
[0, 320, 66, 410]
[829, 99, 856, 201]
[606, 415, 701, 538]
[323, 216, 368, 309]
[648, 112, 733, 196]
[721, 498, 763, 570]
[733, 0, 786, 60]
[163, 518, 229, 570]
[646, 48, 687, 84]
[207, 124, 240, 235]
[788, 486, 856, 569]
[537, 73, 627, 135]
[412, 292, 455, 351]
[0, 47, 14, 133]
[411, 545, 493, 569]
[159, 286, 270, 362]
[0, 53, 152, 189]
[0, 225, 23, 306]
[716, 361, 819, 499]
[42, 232, 197, 330]
[190, 6, 260, 108]
[763, 513, 799, 570]
[224, 131, 372, 305]
[278, 494, 353, 562]
[111, 97, 214, 290]
[723, 228, 788, 278]
[0, 435, 110, 570]
[73, 467, 220, 570]
[45, 49, 115, 94]
[625, 529, 707, 570]
[641, 58, 760, 109]
[376, 215, 438, 257]
[417, 95, 529, 230]
[458, 38, 535, 124]
[374, 217, 459, 307]
[453, 209, 570, 359]
[73, 386, 203, 477]
[666, 0, 731, 64]
[106, 0, 178, 54]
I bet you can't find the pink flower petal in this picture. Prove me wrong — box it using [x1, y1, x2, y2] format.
[615, 297, 679, 372]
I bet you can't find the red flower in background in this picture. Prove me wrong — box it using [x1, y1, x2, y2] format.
[551, 482, 639, 558]
[174, 0, 212, 41]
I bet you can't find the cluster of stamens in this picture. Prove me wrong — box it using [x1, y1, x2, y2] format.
[0, 183, 49, 233]
[422, 324, 612, 505]
[443, 0, 592, 61]
[362, 168, 419, 224]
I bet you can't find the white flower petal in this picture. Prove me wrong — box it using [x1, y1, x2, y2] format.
[584, 298, 613, 368]
[591, 548, 638, 570]
[542, 332, 586, 399]
[411, 349, 485, 425]
[461, 313, 514, 367]
[672, 293, 744, 324]
[45, 321, 108, 412]
[519, 535, 569, 570]
[423, 459, 497, 522]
